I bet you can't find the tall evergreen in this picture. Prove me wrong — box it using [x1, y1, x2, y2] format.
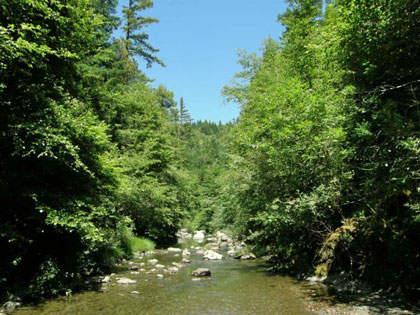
[122, 0, 164, 67]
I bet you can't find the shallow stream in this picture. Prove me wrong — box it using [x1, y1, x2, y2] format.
[16, 238, 315, 315]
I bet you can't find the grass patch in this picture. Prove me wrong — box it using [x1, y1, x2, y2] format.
[130, 237, 155, 252]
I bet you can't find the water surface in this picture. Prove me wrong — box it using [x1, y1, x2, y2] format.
[16, 239, 313, 315]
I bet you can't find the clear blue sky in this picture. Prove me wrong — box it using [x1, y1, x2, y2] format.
[115, 0, 286, 123]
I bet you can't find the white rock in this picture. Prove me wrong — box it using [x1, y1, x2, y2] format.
[116, 277, 137, 284]
[101, 276, 111, 283]
[147, 259, 158, 265]
[193, 231, 205, 240]
[182, 258, 191, 263]
[156, 274, 164, 279]
[130, 291, 140, 295]
[203, 249, 223, 260]
[167, 247, 182, 252]
[182, 249, 190, 256]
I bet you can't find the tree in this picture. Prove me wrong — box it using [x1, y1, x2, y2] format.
[179, 97, 193, 124]
[122, 0, 164, 67]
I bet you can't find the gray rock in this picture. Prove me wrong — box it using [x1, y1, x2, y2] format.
[182, 258, 191, 264]
[192, 268, 211, 277]
[130, 291, 140, 295]
[182, 248, 190, 256]
[147, 259, 158, 265]
[116, 277, 137, 284]
[155, 264, 165, 269]
[129, 265, 139, 271]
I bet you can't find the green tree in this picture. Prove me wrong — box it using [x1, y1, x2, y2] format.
[122, 0, 164, 67]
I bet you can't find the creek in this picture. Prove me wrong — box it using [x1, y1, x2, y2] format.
[16, 237, 315, 315]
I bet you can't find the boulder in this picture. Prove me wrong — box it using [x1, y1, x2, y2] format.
[116, 277, 137, 284]
[155, 264, 165, 269]
[182, 258, 191, 264]
[129, 266, 139, 271]
[203, 249, 223, 260]
[167, 247, 182, 253]
[182, 249, 190, 256]
[192, 268, 211, 277]
[130, 291, 140, 295]
[193, 230, 205, 240]
[156, 274, 164, 279]
[147, 259, 158, 265]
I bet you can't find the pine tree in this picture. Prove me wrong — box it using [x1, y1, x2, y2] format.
[122, 0, 164, 67]
[179, 97, 193, 124]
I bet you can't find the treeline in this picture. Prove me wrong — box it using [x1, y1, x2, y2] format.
[0, 0, 194, 300]
[213, 0, 420, 293]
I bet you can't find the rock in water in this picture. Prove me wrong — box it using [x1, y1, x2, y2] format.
[130, 291, 140, 295]
[116, 277, 137, 284]
[203, 249, 223, 260]
[240, 253, 256, 260]
[192, 268, 211, 277]
[167, 247, 182, 253]
[193, 230, 205, 240]
[182, 248, 190, 256]
[147, 259, 158, 265]
[156, 274, 164, 279]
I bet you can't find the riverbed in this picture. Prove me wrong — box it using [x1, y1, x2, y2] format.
[15, 237, 321, 315]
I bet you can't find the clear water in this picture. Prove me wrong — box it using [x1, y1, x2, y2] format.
[16, 239, 314, 315]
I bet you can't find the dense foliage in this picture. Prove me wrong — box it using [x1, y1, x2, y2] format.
[220, 0, 420, 293]
[0, 0, 190, 301]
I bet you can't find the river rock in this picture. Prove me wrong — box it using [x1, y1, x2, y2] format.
[172, 262, 183, 268]
[129, 265, 139, 271]
[131, 291, 140, 295]
[240, 253, 256, 260]
[182, 249, 190, 256]
[130, 271, 140, 275]
[203, 249, 223, 260]
[155, 264, 165, 269]
[216, 231, 230, 242]
[2, 301, 21, 313]
[156, 274, 164, 279]
[139, 262, 146, 267]
[167, 247, 182, 253]
[168, 266, 179, 274]
[193, 230, 205, 240]
[101, 275, 111, 283]
[192, 268, 211, 277]
[117, 277, 137, 284]
[227, 249, 236, 257]
[147, 259, 158, 265]
[182, 258, 191, 263]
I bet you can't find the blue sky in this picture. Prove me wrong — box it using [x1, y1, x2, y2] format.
[115, 0, 286, 123]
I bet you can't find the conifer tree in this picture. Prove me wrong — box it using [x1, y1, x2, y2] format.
[122, 0, 164, 67]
